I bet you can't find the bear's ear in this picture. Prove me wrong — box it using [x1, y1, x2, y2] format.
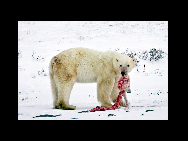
[116, 59, 118, 62]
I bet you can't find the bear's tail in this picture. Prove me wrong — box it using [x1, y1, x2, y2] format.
[49, 56, 60, 75]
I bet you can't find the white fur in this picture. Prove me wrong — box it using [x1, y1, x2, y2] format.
[49, 48, 135, 110]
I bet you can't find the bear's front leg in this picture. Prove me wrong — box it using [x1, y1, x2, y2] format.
[97, 77, 115, 108]
[111, 76, 126, 107]
[122, 92, 130, 110]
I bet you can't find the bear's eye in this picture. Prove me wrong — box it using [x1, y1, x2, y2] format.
[120, 65, 122, 67]
[116, 59, 118, 62]
[127, 65, 130, 67]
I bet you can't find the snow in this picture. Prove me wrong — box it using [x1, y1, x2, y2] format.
[18, 21, 168, 120]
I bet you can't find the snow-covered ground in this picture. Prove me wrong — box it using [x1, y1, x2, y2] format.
[18, 21, 168, 120]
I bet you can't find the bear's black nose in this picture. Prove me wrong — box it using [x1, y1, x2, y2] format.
[121, 71, 125, 76]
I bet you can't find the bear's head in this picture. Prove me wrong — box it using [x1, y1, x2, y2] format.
[113, 54, 136, 76]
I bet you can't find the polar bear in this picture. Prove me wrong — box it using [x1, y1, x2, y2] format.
[49, 48, 135, 110]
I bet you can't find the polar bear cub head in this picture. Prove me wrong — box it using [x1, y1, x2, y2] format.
[113, 54, 136, 76]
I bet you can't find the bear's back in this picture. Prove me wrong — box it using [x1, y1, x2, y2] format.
[57, 48, 103, 64]
[57, 48, 105, 83]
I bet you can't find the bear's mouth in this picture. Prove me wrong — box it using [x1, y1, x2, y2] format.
[121, 71, 127, 76]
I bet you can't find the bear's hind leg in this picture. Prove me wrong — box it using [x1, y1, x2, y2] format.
[50, 73, 59, 109]
[55, 76, 77, 110]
